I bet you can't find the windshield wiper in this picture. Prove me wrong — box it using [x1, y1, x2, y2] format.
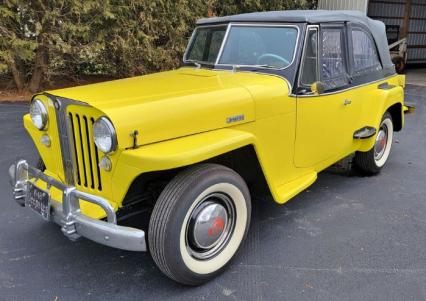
[231, 64, 277, 72]
[249, 64, 278, 69]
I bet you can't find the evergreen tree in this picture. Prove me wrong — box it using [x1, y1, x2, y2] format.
[0, 0, 315, 92]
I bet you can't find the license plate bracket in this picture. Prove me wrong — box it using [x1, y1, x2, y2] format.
[26, 182, 50, 220]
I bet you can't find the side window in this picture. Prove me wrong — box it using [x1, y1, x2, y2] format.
[187, 26, 227, 63]
[351, 29, 382, 73]
[300, 27, 319, 86]
[321, 28, 346, 81]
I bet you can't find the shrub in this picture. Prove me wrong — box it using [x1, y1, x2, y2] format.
[0, 0, 315, 92]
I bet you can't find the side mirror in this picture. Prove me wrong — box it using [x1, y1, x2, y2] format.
[310, 81, 325, 95]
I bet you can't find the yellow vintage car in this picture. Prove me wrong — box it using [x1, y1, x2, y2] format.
[9, 10, 405, 285]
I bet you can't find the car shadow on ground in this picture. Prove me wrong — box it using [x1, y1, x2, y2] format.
[20, 160, 367, 297]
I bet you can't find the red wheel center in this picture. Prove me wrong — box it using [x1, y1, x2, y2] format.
[380, 136, 387, 148]
[208, 217, 225, 237]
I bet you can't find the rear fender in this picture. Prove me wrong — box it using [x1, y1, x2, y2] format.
[358, 82, 404, 152]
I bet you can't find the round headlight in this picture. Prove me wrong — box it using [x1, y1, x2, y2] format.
[93, 117, 117, 153]
[30, 99, 48, 130]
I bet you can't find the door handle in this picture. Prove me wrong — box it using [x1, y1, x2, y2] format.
[344, 99, 352, 106]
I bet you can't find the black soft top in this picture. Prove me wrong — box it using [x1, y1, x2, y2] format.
[197, 10, 394, 75]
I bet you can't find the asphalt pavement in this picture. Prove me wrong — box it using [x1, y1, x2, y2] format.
[0, 84, 425, 301]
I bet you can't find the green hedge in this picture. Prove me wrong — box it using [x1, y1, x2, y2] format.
[0, 0, 315, 92]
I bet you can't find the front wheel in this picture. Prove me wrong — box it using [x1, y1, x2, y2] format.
[353, 112, 394, 174]
[148, 164, 251, 285]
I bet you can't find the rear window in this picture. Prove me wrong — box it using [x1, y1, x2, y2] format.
[351, 29, 382, 73]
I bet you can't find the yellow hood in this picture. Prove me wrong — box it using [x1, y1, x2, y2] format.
[49, 67, 288, 148]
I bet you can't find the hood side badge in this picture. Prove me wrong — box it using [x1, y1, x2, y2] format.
[226, 114, 245, 124]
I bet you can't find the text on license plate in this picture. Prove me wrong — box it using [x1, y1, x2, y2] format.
[26, 182, 50, 220]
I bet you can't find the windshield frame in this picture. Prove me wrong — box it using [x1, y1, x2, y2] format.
[183, 23, 300, 71]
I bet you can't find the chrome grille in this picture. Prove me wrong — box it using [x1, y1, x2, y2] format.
[68, 112, 102, 191]
[52, 96, 102, 191]
[54, 97, 77, 185]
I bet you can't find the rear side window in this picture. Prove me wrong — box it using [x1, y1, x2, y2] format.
[321, 28, 345, 80]
[320, 27, 349, 90]
[351, 29, 382, 73]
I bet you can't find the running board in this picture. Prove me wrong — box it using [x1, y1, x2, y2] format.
[275, 172, 317, 204]
[353, 126, 377, 139]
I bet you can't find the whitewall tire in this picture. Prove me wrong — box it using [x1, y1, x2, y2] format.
[354, 112, 394, 174]
[148, 164, 251, 285]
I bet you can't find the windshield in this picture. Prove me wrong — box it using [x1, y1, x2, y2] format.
[185, 25, 298, 69]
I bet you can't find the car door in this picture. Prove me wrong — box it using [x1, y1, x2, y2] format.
[294, 24, 362, 168]
[347, 23, 385, 125]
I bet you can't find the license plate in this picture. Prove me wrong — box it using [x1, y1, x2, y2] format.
[26, 182, 50, 220]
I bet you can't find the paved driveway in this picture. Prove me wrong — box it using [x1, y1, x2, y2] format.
[0, 85, 425, 301]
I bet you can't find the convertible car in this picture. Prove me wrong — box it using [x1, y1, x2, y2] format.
[9, 10, 405, 285]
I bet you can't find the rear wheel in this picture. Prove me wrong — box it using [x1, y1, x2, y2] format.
[148, 164, 251, 285]
[392, 56, 406, 74]
[354, 112, 394, 174]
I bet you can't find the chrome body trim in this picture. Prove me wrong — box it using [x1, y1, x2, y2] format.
[353, 126, 377, 139]
[214, 24, 232, 65]
[50, 96, 88, 185]
[297, 25, 319, 89]
[9, 159, 146, 252]
[292, 74, 399, 98]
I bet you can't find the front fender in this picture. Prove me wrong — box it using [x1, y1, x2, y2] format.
[111, 128, 256, 205]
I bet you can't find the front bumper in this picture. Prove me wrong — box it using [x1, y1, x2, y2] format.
[9, 159, 146, 252]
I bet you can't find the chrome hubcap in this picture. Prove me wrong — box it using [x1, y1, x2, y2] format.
[374, 125, 388, 161]
[186, 193, 235, 260]
[192, 203, 228, 249]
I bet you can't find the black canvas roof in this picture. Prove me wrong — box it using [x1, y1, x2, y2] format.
[197, 10, 372, 25]
[197, 10, 395, 75]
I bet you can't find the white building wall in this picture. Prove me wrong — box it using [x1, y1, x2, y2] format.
[318, 0, 368, 13]
[318, 0, 426, 64]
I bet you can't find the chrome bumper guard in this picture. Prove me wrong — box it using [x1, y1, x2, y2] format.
[9, 159, 146, 252]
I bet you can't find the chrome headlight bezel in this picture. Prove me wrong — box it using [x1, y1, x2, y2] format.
[30, 99, 48, 130]
[93, 117, 117, 154]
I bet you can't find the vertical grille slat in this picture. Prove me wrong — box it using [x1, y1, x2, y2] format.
[91, 118, 102, 191]
[72, 114, 87, 187]
[80, 116, 93, 189]
[87, 117, 101, 190]
[68, 113, 81, 185]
